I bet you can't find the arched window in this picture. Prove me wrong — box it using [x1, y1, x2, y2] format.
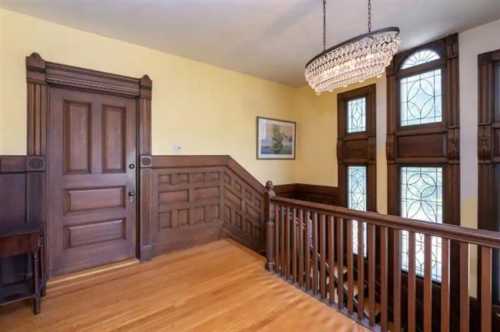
[401, 49, 440, 69]
[399, 49, 443, 127]
[386, 35, 460, 283]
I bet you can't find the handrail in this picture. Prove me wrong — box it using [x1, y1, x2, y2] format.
[264, 181, 498, 332]
[271, 196, 500, 249]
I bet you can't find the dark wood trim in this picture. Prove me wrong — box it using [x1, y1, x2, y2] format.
[386, 34, 461, 331]
[152, 155, 265, 194]
[478, 48, 500, 305]
[25, 53, 153, 270]
[386, 33, 460, 222]
[147, 155, 266, 254]
[274, 183, 339, 206]
[0, 155, 45, 294]
[270, 195, 500, 331]
[337, 84, 377, 211]
[0, 156, 27, 173]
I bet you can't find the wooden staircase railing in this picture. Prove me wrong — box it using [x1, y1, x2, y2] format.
[263, 181, 500, 332]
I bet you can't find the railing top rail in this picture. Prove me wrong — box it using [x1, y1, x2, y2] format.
[271, 196, 500, 248]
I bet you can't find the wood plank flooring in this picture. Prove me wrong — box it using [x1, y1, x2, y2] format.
[0, 239, 368, 332]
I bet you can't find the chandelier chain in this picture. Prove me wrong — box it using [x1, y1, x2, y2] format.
[323, 0, 326, 51]
[368, 0, 372, 32]
[306, 0, 400, 94]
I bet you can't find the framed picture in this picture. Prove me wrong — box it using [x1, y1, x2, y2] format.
[257, 117, 296, 160]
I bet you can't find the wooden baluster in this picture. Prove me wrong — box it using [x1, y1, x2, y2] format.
[286, 206, 291, 279]
[320, 214, 327, 299]
[380, 226, 389, 332]
[313, 212, 319, 295]
[480, 246, 492, 332]
[408, 231, 416, 332]
[305, 211, 311, 291]
[347, 219, 354, 313]
[274, 205, 280, 273]
[265, 181, 275, 272]
[328, 216, 336, 305]
[337, 217, 344, 309]
[367, 224, 376, 327]
[424, 234, 432, 332]
[298, 209, 305, 289]
[357, 221, 365, 320]
[441, 238, 450, 332]
[292, 208, 297, 283]
[393, 229, 402, 332]
[459, 242, 469, 332]
[280, 206, 285, 277]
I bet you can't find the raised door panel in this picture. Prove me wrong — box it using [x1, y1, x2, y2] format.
[66, 219, 126, 248]
[48, 88, 137, 276]
[102, 106, 126, 173]
[64, 187, 125, 214]
[63, 101, 91, 174]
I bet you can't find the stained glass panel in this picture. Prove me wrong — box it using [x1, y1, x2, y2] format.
[347, 97, 366, 133]
[401, 50, 440, 69]
[348, 166, 367, 256]
[400, 167, 443, 281]
[400, 69, 442, 126]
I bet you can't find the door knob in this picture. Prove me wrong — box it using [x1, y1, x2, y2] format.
[129, 163, 136, 170]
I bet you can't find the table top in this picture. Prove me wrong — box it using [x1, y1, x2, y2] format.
[0, 223, 41, 238]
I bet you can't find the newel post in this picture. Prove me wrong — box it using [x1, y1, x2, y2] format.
[265, 181, 276, 272]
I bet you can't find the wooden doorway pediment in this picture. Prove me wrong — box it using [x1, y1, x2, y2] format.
[26, 53, 153, 279]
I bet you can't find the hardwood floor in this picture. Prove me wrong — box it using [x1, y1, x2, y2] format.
[0, 240, 367, 332]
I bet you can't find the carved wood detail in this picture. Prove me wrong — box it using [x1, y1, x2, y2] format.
[477, 48, 500, 305]
[25, 53, 153, 273]
[148, 155, 266, 255]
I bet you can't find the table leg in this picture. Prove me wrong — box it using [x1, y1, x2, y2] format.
[32, 249, 41, 314]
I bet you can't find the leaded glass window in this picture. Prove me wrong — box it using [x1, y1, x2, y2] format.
[400, 69, 442, 126]
[347, 97, 366, 133]
[401, 50, 440, 69]
[348, 166, 367, 256]
[400, 167, 443, 281]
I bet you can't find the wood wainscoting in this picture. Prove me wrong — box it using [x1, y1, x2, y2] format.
[274, 183, 340, 206]
[141, 155, 267, 257]
[0, 156, 45, 287]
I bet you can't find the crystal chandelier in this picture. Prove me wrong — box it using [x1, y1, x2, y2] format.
[305, 0, 400, 94]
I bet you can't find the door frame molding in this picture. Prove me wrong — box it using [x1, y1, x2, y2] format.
[478, 48, 500, 303]
[26, 53, 153, 281]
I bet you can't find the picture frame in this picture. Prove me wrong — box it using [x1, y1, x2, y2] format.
[256, 116, 296, 160]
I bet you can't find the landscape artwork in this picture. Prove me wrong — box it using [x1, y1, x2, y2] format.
[257, 117, 296, 159]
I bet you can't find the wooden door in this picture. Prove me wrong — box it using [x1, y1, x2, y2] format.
[47, 88, 137, 276]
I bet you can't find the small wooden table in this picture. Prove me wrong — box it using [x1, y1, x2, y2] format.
[0, 224, 42, 314]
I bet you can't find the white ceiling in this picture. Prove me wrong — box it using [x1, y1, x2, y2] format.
[2, 0, 500, 86]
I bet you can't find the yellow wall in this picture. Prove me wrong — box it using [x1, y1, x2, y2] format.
[292, 78, 388, 213]
[2, 6, 499, 295]
[0, 8, 296, 185]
